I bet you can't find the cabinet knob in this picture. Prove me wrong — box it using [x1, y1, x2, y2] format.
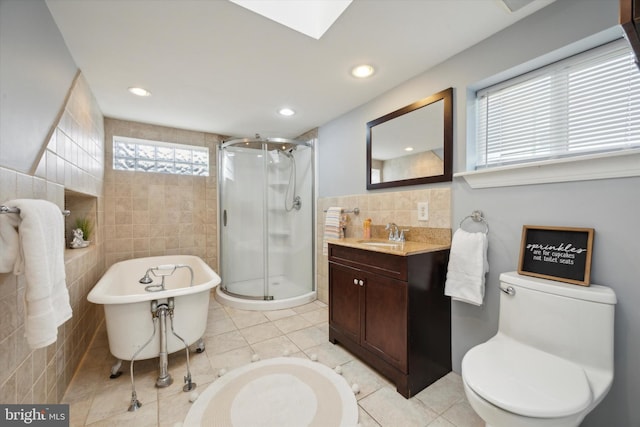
[358, 279, 364, 286]
[353, 278, 358, 285]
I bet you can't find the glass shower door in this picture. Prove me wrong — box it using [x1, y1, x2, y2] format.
[220, 144, 267, 298]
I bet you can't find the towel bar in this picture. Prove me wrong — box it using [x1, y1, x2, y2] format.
[460, 210, 489, 234]
[0, 205, 71, 216]
[323, 207, 360, 215]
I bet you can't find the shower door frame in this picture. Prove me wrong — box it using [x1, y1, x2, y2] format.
[218, 137, 315, 301]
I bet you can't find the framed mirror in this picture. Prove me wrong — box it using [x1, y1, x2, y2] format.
[366, 87, 453, 189]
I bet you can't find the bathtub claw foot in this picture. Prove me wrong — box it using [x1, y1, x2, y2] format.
[110, 359, 123, 379]
[195, 338, 205, 353]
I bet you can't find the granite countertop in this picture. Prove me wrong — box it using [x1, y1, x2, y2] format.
[327, 237, 450, 256]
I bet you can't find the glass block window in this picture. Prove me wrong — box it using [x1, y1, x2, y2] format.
[112, 136, 209, 176]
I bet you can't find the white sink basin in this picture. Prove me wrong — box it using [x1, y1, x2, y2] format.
[357, 240, 403, 249]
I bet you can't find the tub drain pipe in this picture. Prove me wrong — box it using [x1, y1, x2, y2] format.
[128, 303, 159, 412]
[155, 301, 173, 388]
[168, 298, 196, 392]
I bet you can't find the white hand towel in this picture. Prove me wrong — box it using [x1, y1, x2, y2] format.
[1, 199, 72, 349]
[444, 229, 489, 306]
[322, 207, 343, 255]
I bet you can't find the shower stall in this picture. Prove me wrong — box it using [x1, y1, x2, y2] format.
[216, 137, 315, 310]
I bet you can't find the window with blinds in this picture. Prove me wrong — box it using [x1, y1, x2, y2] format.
[475, 39, 640, 169]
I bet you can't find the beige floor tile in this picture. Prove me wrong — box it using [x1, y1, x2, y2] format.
[63, 366, 108, 404]
[304, 341, 354, 368]
[86, 399, 158, 427]
[203, 316, 236, 337]
[292, 302, 322, 314]
[228, 310, 269, 329]
[359, 387, 438, 427]
[340, 358, 390, 400]
[63, 299, 485, 427]
[414, 374, 466, 414]
[441, 400, 485, 427]
[238, 322, 283, 344]
[249, 335, 301, 359]
[206, 345, 254, 373]
[158, 391, 195, 427]
[272, 313, 313, 334]
[84, 378, 156, 425]
[358, 406, 382, 427]
[202, 330, 248, 355]
[427, 416, 457, 427]
[286, 325, 328, 350]
[444, 371, 463, 387]
[68, 398, 92, 427]
[300, 307, 328, 325]
[263, 308, 297, 321]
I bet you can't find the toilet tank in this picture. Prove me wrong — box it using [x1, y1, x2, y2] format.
[498, 271, 616, 373]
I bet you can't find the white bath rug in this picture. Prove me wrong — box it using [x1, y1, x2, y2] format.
[183, 357, 359, 427]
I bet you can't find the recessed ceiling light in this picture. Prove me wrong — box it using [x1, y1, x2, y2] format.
[351, 64, 375, 78]
[404, 147, 414, 152]
[128, 87, 151, 97]
[278, 107, 296, 116]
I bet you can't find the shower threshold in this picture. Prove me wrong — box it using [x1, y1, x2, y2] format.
[215, 275, 316, 311]
[220, 288, 274, 301]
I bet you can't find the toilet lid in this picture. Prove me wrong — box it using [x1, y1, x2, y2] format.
[462, 337, 592, 418]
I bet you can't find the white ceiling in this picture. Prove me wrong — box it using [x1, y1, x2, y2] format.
[45, 0, 555, 140]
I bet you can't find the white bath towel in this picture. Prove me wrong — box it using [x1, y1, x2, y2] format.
[444, 229, 489, 306]
[322, 207, 343, 255]
[0, 208, 20, 273]
[0, 199, 72, 349]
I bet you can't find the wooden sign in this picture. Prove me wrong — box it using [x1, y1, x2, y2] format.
[518, 225, 594, 286]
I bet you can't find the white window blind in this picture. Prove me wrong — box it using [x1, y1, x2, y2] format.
[476, 39, 640, 169]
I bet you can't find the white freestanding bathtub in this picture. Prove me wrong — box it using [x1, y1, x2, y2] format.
[88, 255, 221, 361]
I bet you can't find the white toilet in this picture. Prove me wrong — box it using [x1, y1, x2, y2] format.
[461, 271, 616, 427]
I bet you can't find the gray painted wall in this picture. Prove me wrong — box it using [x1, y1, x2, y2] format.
[0, 0, 77, 173]
[318, 0, 639, 425]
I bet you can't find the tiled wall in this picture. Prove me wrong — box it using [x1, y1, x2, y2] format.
[0, 74, 105, 404]
[103, 118, 223, 270]
[316, 187, 451, 303]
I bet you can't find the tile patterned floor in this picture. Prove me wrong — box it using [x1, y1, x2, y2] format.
[63, 295, 484, 427]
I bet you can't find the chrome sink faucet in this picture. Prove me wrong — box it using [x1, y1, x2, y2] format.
[386, 222, 409, 242]
[386, 223, 399, 241]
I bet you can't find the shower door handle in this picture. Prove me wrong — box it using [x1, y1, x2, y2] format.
[223, 209, 227, 226]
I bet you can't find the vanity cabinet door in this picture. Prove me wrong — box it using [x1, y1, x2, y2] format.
[361, 274, 408, 373]
[329, 262, 362, 343]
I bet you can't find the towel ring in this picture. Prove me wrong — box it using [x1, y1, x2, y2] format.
[459, 210, 489, 234]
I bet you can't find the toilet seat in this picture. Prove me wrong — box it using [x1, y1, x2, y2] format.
[462, 336, 592, 418]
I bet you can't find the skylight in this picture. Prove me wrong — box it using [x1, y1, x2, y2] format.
[229, 0, 352, 40]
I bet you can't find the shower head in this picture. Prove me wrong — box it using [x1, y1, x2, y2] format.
[280, 147, 295, 158]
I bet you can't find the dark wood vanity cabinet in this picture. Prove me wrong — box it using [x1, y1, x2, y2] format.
[328, 243, 451, 398]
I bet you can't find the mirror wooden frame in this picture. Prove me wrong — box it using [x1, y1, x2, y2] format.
[366, 87, 453, 190]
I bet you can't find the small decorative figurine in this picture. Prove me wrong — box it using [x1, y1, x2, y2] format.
[70, 228, 90, 249]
